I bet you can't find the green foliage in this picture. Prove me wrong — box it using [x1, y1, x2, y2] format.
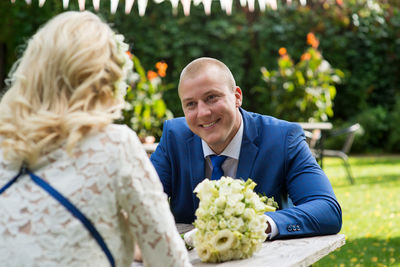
[352, 106, 389, 153]
[387, 95, 400, 153]
[119, 55, 173, 141]
[254, 42, 343, 122]
[2, 0, 400, 152]
[315, 156, 400, 266]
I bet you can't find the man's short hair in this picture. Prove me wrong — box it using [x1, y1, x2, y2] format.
[178, 57, 236, 91]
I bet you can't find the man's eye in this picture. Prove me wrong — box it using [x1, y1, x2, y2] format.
[207, 95, 217, 101]
[186, 102, 195, 108]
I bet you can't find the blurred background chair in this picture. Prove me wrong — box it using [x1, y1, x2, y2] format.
[322, 123, 361, 184]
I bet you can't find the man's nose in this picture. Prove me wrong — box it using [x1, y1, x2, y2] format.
[197, 101, 211, 117]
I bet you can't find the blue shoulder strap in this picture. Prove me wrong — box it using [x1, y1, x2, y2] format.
[0, 168, 115, 267]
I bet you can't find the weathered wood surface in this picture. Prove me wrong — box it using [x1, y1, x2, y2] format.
[132, 230, 345, 267]
[189, 234, 345, 267]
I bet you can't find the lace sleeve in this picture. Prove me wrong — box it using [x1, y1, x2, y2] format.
[115, 129, 192, 267]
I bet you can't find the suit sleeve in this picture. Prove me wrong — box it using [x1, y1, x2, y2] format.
[150, 120, 173, 197]
[266, 123, 342, 239]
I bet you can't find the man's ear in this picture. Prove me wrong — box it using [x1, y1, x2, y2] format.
[234, 86, 242, 107]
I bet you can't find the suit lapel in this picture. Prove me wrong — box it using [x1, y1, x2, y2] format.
[187, 135, 205, 191]
[236, 109, 259, 180]
[187, 135, 205, 210]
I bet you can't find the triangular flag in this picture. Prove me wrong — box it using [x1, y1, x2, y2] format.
[125, 0, 134, 14]
[181, 0, 191, 16]
[170, 0, 179, 15]
[247, 0, 254, 12]
[92, 0, 100, 11]
[219, 0, 225, 10]
[63, 0, 69, 9]
[110, 0, 119, 13]
[202, 0, 212, 15]
[39, 0, 46, 7]
[259, 0, 266, 11]
[270, 0, 277, 10]
[225, 0, 232, 15]
[78, 0, 85, 10]
[138, 0, 148, 16]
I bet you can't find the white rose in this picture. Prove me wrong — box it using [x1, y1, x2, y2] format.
[196, 243, 212, 262]
[223, 207, 234, 218]
[215, 196, 226, 209]
[228, 217, 244, 231]
[243, 208, 256, 219]
[227, 193, 244, 207]
[211, 229, 236, 253]
[206, 219, 218, 231]
[233, 202, 245, 215]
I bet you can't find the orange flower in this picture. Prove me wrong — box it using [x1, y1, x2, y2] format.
[147, 70, 158, 80]
[126, 51, 133, 59]
[301, 52, 311, 61]
[278, 47, 287, 56]
[336, 0, 343, 6]
[156, 61, 168, 77]
[307, 32, 319, 48]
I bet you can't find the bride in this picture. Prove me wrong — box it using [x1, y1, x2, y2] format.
[0, 11, 191, 267]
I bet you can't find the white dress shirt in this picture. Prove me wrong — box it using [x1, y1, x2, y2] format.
[201, 115, 278, 239]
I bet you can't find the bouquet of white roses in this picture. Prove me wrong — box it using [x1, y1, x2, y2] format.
[191, 176, 278, 263]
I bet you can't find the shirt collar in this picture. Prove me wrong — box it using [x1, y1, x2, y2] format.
[202, 114, 243, 160]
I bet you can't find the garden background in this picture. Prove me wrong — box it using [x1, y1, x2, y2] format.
[1, 0, 400, 153]
[1, 1, 400, 266]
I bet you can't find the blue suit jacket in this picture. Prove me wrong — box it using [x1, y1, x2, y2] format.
[150, 109, 342, 239]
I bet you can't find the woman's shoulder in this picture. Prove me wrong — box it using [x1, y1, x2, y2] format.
[78, 124, 141, 153]
[103, 124, 139, 142]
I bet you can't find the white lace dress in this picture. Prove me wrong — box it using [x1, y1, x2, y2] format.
[0, 124, 192, 267]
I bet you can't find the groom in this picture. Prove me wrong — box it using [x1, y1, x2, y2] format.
[150, 57, 342, 239]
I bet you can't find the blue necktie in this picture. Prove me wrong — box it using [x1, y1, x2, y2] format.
[210, 155, 227, 180]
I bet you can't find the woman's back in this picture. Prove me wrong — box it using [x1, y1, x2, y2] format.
[0, 124, 190, 267]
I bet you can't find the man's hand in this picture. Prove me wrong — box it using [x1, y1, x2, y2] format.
[265, 221, 271, 241]
[134, 243, 142, 262]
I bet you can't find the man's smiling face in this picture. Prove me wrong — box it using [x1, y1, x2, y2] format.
[179, 66, 242, 154]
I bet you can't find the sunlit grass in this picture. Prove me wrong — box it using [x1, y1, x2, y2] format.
[314, 156, 400, 267]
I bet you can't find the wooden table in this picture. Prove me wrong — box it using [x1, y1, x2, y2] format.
[132, 224, 345, 267]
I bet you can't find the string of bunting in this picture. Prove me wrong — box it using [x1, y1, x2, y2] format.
[10, 0, 308, 16]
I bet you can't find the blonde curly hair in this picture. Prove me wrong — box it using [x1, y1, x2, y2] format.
[0, 11, 127, 167]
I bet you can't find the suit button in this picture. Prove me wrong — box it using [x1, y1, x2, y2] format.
[287, 225, 292, 232]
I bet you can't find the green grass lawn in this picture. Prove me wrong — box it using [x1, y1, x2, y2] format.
[314, 155, 400, 267]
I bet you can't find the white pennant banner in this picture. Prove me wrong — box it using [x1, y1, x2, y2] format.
[92, 0, 100, 11]
[138, 0, 148, 16]
[181, 0, 191, 16]
[78, 0, 85, 10]
[202, 0, 212, 15]
[110, 0, 119, 13]
[10, 0, 294, 15]
[225, 0, 232, 15]
[63, 0, 69, 9]
[247, 0, 255, 11]
[125, 0, 134, 14]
